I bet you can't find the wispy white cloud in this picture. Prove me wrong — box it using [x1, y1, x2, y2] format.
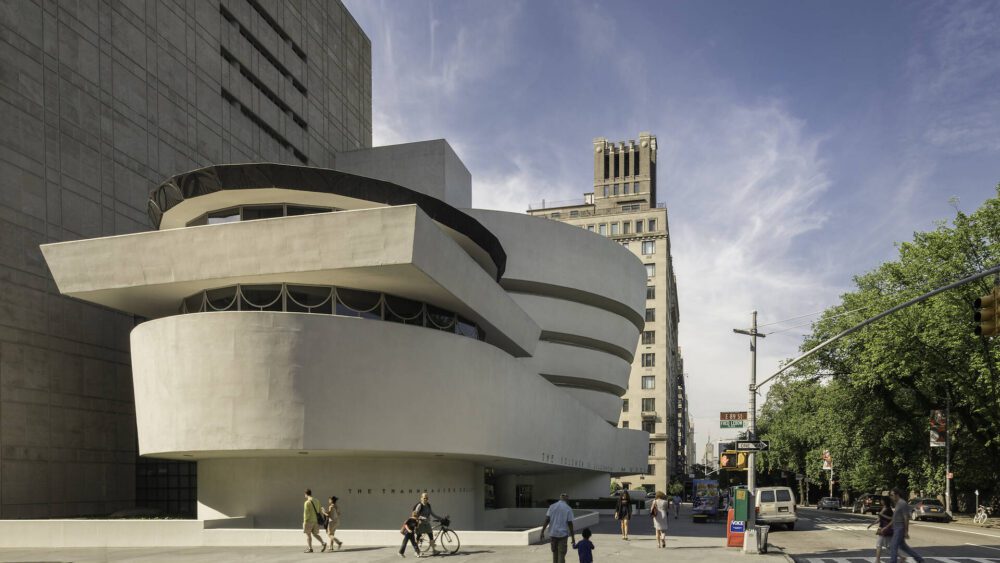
[343, 0, 1000, 458]
[907, 0, 1000, 154]
[658, 99, 839, 448]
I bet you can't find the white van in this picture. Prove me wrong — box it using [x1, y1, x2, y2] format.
[755, 486, 797, 530]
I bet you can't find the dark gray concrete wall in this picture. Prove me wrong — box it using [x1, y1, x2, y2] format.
[0, 0, 371, 518]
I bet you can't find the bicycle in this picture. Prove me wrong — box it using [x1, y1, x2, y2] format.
[973, 505, 991, 526]
[416, 515, 460, 555]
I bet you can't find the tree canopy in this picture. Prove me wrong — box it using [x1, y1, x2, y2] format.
[758, 186, 1000, 509]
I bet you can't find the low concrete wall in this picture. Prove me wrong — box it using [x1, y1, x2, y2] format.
[0, 519, 206, 548]
[0, 511, 600, 548]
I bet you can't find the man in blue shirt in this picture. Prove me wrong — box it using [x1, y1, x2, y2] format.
[540, 493, 576, 563]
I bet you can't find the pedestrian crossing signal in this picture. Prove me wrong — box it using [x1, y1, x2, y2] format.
[720, 451, 748, 470]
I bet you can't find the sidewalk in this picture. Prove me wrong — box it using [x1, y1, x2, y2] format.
[0, 507, 789, 562]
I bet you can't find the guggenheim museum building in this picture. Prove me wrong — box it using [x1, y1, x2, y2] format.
[40, 141, 649, 529]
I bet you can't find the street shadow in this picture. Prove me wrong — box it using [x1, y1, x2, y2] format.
[786, 544, 1000, 562]
[329, 546, 384, 552]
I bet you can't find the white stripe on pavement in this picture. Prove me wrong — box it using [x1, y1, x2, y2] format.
[913, 522, 1000, 540]
[967, 543, 1000, 553]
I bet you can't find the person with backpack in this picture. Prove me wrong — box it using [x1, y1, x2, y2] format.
[302, 488, 327, 553]
[399, 510, 421, 558]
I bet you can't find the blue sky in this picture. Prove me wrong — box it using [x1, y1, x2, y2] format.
[344, 0, 1000, 461]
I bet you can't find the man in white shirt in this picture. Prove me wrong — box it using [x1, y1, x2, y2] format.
[540, 493, 576, 563]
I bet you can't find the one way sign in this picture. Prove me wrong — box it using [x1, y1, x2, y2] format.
[735, 440, 770, 452]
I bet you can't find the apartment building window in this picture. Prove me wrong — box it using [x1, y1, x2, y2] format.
[645, 264, 655, 278]
[603, 186, 609, 197]
[642, 240, 656, 254]
[551, 212, 561, 219]
[599, 224, 608, 236]
[623, 222, 631, 234]
[569, 210, 579, 217]
[642, 353, 655, 367]
[642, 398, 655, 412]
[648, 218, 657, 231]
[604, 155, 609, 179]
[646, 463, 656, 475]
[613, 183, 619, 195]
[635, 220, 644, 234]
[634, 152, 640, 175]
[642, 331, 655, 344]
[624, 152, 630, 175]
[642, 376, 655, 389]
[611, 223, 619, 235]
[622, 399, 629, 412]
[645, 308, 655, 322]
[648, 443, 656, 456]
[623, 182, 630, 195]
[642, 420, 655, 433]
[622, 421, 629, 429]
[587, 225, 595, 232]
[614, 152, 619, 177]
[646, 286, 656, 299]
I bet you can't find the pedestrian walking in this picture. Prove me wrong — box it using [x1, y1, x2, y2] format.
[673, 493, 682, 519]
[302, 488, 327, 553]
[412, 493, 443, 555]
[324, 496, 343, 551]
[399, 510, 420, 558]
[540, 493, 576, 563]
[614, 490, 632, 540]
[888, 488, 924, 563]
[573, 528, 595, 563]
[867, 495, 896, 563]
[651, 491, 670, 548]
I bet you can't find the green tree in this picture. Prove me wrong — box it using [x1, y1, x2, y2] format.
[759, 186, 1000, 510]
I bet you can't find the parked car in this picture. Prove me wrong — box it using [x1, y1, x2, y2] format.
[817, 497, 841, 510]
[908, 497, 950, 522]
[852, 493, 883, 515]
[755, 486, 798, 530]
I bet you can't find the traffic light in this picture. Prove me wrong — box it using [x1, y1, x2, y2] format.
[720, 451, 748, 470]
[974, 286, 1000, 336]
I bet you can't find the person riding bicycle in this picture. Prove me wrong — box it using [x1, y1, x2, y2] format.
[413, 492, 443, 554]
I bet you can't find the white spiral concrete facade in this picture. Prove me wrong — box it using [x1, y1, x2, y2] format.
[41, 151, 648, 529]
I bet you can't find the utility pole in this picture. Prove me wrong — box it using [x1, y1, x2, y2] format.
[734, 311, 765, 495]
[945, 390, 952, 517]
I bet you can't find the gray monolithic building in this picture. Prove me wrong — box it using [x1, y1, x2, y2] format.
[0, 0, 370, 518]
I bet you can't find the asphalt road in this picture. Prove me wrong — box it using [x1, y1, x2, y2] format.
[774, 507, 1000, 562]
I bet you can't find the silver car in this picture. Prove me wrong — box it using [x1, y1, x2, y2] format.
[908, 497, 950, 522]
[817, 497, 841, 510]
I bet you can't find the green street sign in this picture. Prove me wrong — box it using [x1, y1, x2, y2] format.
[720, 420, 745, 429]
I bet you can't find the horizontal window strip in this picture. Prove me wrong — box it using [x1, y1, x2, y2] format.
[221, 4, 308, 96]
[221, 46, 308, 130]
[221, 87, 308, 164]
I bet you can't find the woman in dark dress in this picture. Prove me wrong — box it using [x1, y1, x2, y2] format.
[867, 495, 899, 563]
[615, 490, 633, 540]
